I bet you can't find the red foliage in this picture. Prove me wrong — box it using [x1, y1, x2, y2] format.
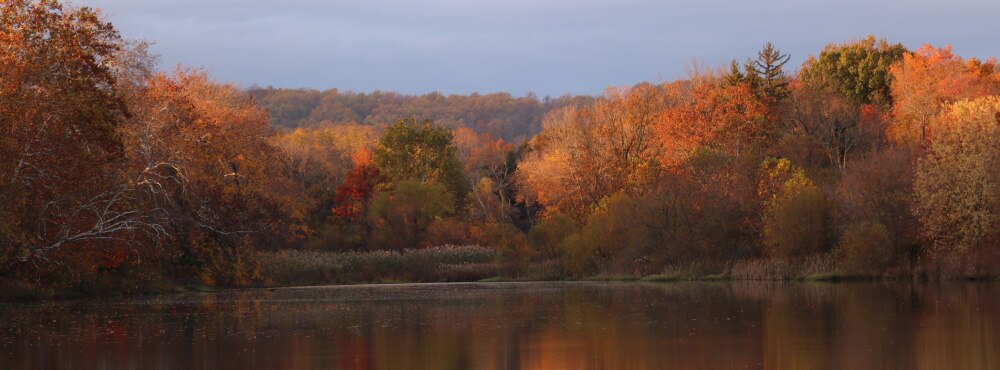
[332, 149, 382, 219]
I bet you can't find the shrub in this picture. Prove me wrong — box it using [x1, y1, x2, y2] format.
[528, 213, 578, 258]
[422, 219, 470, 248]
[836, 222, 895, 274]
[470, 222, 533, 260]
[557, 193, 637, 276]
[368, 179, 455, 250]
[759, 158, 830, 258]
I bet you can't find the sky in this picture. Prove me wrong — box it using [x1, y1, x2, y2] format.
[81, 0, 999, 97]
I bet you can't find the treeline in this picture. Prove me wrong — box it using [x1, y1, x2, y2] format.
[513, 38, 1000, 279]
[248, 87, 593, 142]
[234, 36, 1000, 282]
[3, 1, 1000, 295]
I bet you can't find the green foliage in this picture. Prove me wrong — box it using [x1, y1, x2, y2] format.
[799, 35, 907, 106]
[374, 119, 469, 203]
[723, 59, 749, 87]
[368, 180, 456, 250]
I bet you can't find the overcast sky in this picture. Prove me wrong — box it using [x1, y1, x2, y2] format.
[81, 0, 998, 97]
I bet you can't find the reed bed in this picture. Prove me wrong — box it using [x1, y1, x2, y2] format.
[262, 245, 498, 285]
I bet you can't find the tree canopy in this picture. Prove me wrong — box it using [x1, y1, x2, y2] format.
[799, 35, 908, 106]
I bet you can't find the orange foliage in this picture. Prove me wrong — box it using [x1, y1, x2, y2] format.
[889, 45, 1000, 147]
[518, 85, 667, 216]
[659, 83, 772, 162]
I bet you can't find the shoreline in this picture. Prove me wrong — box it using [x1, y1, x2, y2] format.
[5, 275, 999, 303]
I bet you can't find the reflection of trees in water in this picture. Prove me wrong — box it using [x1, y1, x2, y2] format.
[1, 283, 999, 369]
[913, 284, 1000, 370]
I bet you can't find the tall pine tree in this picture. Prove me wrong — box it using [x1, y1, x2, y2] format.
[722, 42, 790, 103]
[751, 42, 791, 102]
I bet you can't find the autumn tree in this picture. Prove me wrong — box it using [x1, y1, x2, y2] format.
[783, 86, 885, 173]
[758, 158, 829, 258]
[799, 35, 907, 106]
[836, 148, 918, 271]
[373, 119, 468, 205]
[528, 213, 578, 259]
[332, 149, 381, 220]
[913, 96, 1000, 257]
[123, 70, 290, 286]
[0, 0, 155, 285]
[517, 84, 666, 216]
[274, 124, 377, 191]
[272, 124, 377, 237]
[454, 127, 518, 222]
[516, 107, 589, 215]
[558, 193, 639, 275]
[368, 180, 455, 250]
[659, 82, 772, 160]
[555, 178, 737, 275]
[889, 45, 1000, 148]
[681, 149, 761, 261]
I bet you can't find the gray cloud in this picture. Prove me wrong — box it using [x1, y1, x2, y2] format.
[81, 0, 1000, 96]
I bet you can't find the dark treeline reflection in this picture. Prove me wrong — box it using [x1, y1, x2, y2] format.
[1, 283, 998, 369]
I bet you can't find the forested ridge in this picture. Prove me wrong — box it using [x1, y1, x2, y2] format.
[4, 0, 1000, 297]
[248, 87, 594, 142]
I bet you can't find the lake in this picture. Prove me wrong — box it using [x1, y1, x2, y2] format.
[1, 282, 998, 369]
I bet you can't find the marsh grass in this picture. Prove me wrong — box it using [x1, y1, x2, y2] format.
[639, 273, 685, 282]
[262, 245, 498, 286]
[731, 255, 839, 280]
[582, 274, 638, 281]
[699, 273, 730, 281]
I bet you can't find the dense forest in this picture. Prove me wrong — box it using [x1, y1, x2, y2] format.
[3, 0, 1000, 296]
[248, 87, 593, 142]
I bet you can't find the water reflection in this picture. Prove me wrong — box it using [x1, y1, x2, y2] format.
[0, 282, 998, 369]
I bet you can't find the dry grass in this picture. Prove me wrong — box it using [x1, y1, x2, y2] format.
[731, 255, 839, 280]
[262, 245, 498, 285]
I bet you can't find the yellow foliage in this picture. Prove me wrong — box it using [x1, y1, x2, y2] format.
[758, 158, 829, 258]
[914, 96, 1000, 255]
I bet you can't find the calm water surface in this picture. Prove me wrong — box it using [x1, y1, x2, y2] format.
[1, 282, 998, 369]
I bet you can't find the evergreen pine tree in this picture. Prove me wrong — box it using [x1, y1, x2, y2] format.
[722, 59, 746, 87]
[751, 42, 791, 101]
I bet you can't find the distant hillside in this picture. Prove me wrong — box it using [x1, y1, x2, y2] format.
[247, 87, 595, 142]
